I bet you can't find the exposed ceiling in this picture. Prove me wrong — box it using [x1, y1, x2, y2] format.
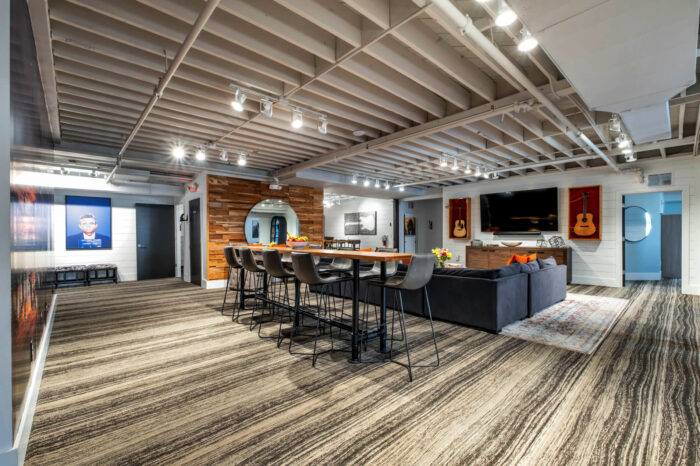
[22, 0, 700, 192]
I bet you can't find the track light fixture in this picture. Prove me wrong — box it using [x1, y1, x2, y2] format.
[317, 116, 328, 134]
[195, 147, 206, 161]
[231, 88, 246, 112]
[622, 147, 633, 155]
[237, 152, 247, 166]
[451, 158, 459, 171]
[491, 172, 499, 179]
[60, 167, 68, 175]
[291, 109, 303, 129]
[616, 134, 630, 149]
[220, 150, 228, 162]
[609, 115, 621, 133]
[464, 163, 472, 175]
[363, 177, 370, 187]
[475, 0, 489, 3]
[260, 99, 273, 118]
[482, 171, 490, 179]
[399, 185, 405, 192]
[625, 152, 637, 162]
[351, 173, 358, 184]
[495, 1, 517, 27]
[439, 154, 448, 167]
[374, 179, 380, 188]
[172, 144, 185, 159]
[474, 165, 482, 177]
[384, 181, 390, 190]
[517, 29, 538, 52]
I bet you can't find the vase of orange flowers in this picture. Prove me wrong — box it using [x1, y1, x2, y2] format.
[431, 248, 452, 268]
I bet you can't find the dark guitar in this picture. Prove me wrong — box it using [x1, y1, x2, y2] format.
[453, 205, 467, 238]
[573, 191, 596, 237]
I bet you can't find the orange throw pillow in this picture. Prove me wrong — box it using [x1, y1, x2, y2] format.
[527, 254, 537, 262]
[507, 254, 529, 265]
[248, 243, 262, 246]
[358, 248, 372, 252]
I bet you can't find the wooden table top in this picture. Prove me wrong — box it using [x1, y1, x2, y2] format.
[243, 245, 413, 263]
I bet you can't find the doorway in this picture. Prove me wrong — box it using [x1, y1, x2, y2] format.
[189, 198, 201, 286]
[136, 204, 176, 280]
[622, 191, 681, 284]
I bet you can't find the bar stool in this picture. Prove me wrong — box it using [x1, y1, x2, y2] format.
[238, 248, 269, 331]
[367, 254, 439, 381]
[290, 252, 351, 366]
[221, 246, 243, 318]
[262, 250, 295, 347]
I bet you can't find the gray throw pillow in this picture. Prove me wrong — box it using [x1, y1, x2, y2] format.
[497, 262, 522, 278]
[537, 256, 557, 269]
[519, 260, 541, 273]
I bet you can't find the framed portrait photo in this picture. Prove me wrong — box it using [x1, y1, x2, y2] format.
[65, 195, 112, 249]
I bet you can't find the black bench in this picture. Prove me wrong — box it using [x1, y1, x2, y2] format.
[87, 264, 118, 285]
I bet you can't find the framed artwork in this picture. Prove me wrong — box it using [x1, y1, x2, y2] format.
[65, 195, 112, 249]
[344, 211, 376, 235]
[404, 217, 416, 236]
[359, 211, 376, 235]
[568, 185, 601, 241]
[448, 198, 471, 239]
[11, 187, 53, 251]
[344, 212, 359, 235]
[250, 219, 260, 241]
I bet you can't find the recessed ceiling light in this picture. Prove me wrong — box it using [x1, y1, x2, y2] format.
[352, 130, 366, 137]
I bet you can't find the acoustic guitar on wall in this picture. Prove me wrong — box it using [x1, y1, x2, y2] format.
[573, 191, 596, 237]
[453, 205, 467, 238]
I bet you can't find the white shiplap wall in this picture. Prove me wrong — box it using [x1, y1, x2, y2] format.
[324, 197, 394, 250]
[442, 157, 697, 294]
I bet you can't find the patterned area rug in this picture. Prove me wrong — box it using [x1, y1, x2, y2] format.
[501, 293, 630, 354]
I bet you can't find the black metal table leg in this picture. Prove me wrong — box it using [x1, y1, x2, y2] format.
[294, 277, 301, 327]
[379, 261, 387, 353]
[351, 258, 360, 361]
[239, 268, 246, 311]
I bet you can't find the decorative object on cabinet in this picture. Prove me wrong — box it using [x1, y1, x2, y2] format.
[536, 238, 549, 248]
[501, 241, 522, 247]
[470, 239, 483, 247]
[568, 185, 601, 240]
[448, 198, 471, 239]
[548, 235, 565, 248]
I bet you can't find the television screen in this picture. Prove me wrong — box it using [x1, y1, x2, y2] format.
[480, 187, 559, 234]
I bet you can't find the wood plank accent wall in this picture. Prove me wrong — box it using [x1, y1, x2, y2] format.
[206, 175, 324, 281]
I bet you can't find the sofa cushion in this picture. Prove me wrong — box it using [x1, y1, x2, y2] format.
[537, 256, 557, 269]
[497, 262, 522, 278]
[519, 260, 541, 273]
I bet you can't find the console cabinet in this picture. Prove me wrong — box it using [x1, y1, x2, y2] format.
[465, 246, 572, 283]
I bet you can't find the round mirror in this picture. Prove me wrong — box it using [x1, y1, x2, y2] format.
[244, 199, 300, 244]
[624, 206, 652, 242]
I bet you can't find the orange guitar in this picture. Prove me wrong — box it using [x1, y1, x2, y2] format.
[573, 191, 596, 236]
[453, 205, 467, 237]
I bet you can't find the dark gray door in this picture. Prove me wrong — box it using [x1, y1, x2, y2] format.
[136, 204, 175, 280]
[661, 214, 681, 279]
[189, 198, 201, 286]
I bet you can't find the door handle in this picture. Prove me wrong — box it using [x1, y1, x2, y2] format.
[137, 244, 147, 248]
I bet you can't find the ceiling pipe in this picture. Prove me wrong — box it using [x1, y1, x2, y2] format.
[427, 0, 620, 173]
[107, 0, 222, 183]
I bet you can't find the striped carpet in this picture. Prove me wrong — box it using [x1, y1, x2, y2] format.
[25, 279, 698, 465]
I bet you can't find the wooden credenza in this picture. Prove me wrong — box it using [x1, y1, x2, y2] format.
[465, 246, 572, 283]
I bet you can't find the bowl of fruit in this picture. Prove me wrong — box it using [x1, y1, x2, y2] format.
[286, 232, 309, 249]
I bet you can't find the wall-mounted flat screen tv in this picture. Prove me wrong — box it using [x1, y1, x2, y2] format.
[480, 187, 559, 234]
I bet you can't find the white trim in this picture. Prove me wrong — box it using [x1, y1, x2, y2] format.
[203, 279, 227, 290]
[14, 293, 57, 465]
[625, 272, 662, 280]
[615, 185, 690, 294]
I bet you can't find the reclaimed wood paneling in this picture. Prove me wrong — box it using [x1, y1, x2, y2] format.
[206, 175, 324, 281]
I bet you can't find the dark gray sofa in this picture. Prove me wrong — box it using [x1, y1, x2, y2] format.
[525, 264, 568, 317]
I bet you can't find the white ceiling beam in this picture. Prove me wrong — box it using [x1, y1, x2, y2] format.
[272, 0, 362, 48]
[27, 0, 61, 143]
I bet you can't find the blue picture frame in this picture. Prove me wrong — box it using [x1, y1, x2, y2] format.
[65, 195, 112, 250]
